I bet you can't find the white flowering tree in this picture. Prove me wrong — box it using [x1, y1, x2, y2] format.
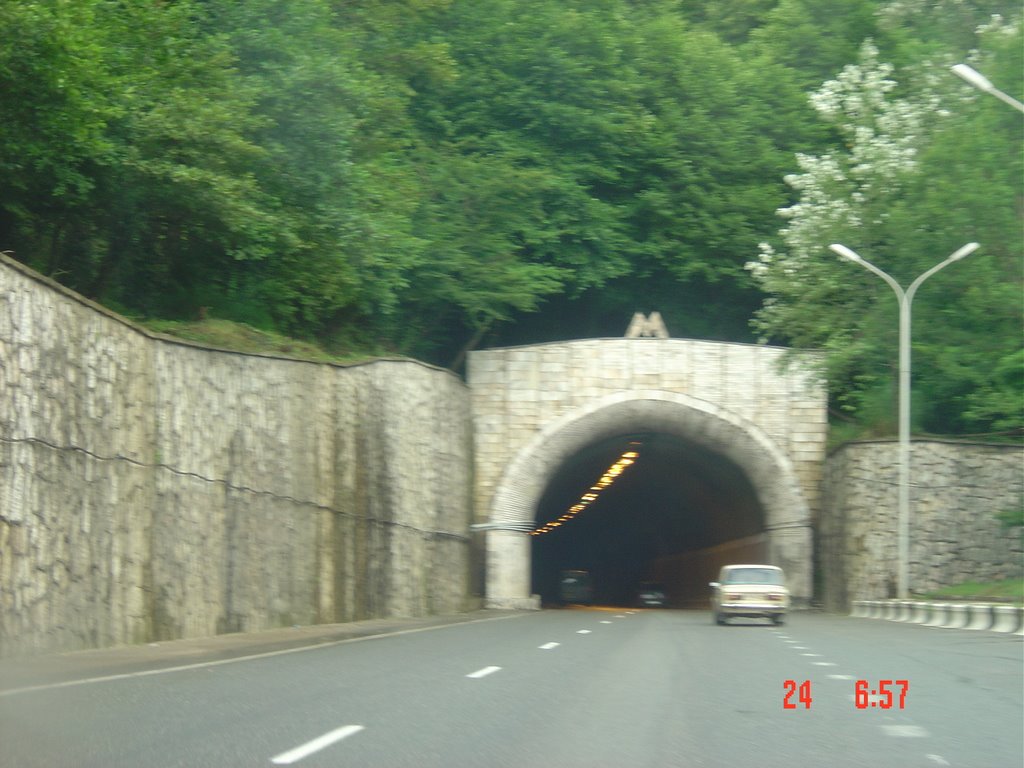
[748, 29, 1023, 437]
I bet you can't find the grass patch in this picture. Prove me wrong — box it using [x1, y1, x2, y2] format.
[922, 578, 1024, 603]
[141, 318, 376, 365]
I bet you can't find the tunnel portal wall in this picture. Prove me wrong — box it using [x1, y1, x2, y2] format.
[469, 340, 828, 608]
[0, 255, 473, 658]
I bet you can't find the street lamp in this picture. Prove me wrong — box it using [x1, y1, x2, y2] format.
[951, 64, 1024, 113]
[828, 242, 980, 598]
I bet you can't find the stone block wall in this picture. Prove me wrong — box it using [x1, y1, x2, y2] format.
[819, 440, 1023, 611]
[4, 253, 1019, 651]
[0, 254, 472, 657]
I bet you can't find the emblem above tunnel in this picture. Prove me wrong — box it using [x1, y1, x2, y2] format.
[624, 311, 669, 338]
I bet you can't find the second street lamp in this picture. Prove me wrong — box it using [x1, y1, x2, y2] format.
[951, 64, 1024, 113]
[828, 242, 980, 599]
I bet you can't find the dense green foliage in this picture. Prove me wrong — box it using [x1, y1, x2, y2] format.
[1, 0, 1020, 438]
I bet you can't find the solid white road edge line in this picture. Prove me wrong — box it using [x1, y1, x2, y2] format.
[0, 613, 529, 698]
[270, 724, 364, 765]
[466, 666, 502, 679]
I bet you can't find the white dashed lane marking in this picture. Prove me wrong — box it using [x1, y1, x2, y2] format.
[576, 629, 592, 634]
[270, 725, 364, 765]
[881, 725, 929, 738]
[538, 642, 559, 650]
[769, 632, 942, 766]
[466, 666, 502, 679]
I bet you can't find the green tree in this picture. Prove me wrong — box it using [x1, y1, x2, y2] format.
[204, 0, 426, 334]
[0, 0, 272, 316]
[748, 25, 1022, 437]
[399, 0, 822, 361]
[747, 0, 882, 89]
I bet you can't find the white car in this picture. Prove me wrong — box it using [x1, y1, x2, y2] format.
[709, 564, 789, 625]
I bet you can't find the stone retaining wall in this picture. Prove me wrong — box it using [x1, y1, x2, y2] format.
[819, 440, 1023, 611]
[3, 253, 1019, 655]
[0, 254, 472, 657]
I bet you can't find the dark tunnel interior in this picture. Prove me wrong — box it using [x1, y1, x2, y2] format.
[530, 433, 764, 607]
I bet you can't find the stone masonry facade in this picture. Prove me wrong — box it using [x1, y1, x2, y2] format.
[467, 339, 830, 607]
[0, 254, 472, 657]
[819, 439, 1024, 610]
[2, 252, 1018, 656]
[469, 339, 829, 529]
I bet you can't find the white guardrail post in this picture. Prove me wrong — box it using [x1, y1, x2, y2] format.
[910, 602, 931, 624]
[964, 604, 993, 631]
[991, 605, 1023, 634]
[895, 600, 915, 621]
[923, 603, 949, 628]
[943, 604, 969, 629]
[849, 599, 1023, 634]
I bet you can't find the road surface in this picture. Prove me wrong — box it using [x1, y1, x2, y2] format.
[1, 608, 1020, 767]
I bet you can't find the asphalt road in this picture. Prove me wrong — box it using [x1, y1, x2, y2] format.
[1, 609, 1020, 768]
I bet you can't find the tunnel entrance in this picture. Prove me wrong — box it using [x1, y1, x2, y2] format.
[530, 433, 764, 607]
[482, 391, 813, 610]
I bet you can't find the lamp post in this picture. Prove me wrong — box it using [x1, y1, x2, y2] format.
[951, 64, 1024, 113]
[828, 242, 980, 598]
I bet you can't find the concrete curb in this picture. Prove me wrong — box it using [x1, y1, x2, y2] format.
[849, 600, 1023, 634]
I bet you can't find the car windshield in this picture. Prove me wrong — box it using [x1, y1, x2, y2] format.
[723, 568, 783, 585]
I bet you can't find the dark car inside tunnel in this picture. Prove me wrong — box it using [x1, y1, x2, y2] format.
[530, 433, 765, 608]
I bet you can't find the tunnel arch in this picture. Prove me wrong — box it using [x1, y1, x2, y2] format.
[483, 390, 813, 608]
